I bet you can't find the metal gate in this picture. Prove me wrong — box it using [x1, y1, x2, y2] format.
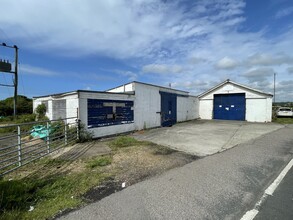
[213, 93, 245, 120]
[160, 92, 177, 127]
[0, 117, 79, 176]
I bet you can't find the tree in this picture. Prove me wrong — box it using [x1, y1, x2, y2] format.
[0, 95, 33, 116]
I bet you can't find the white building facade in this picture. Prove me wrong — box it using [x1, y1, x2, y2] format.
[199, 80, 273, 122]
[33, 82, 199, 138]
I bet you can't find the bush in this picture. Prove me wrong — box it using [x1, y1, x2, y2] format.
[77, 123, 93, 143]
[35, 104, 46, 117]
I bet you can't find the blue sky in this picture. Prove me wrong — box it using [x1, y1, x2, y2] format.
[0, 0, 293, 101]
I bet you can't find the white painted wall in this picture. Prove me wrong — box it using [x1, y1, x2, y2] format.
[107, 83, 134, 93]
[199, 82, 273, 122]
[33, 82, 200, 138]
[177, 96, 199, 122]
[33, 97, 53, 119]
[133, 83, 161, 129]
[133, 83, 198, 129]
[199, 99, 213, 120]
[33, 93, 79, 124]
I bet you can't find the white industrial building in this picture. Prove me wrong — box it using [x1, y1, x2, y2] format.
[198, 80, 273, 122]
[33, 79, 273, 138]
[33, 81, 199, 138]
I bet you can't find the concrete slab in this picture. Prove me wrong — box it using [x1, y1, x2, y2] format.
[132, 120, 284, 156]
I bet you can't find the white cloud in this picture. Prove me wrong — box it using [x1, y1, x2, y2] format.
[20, 64, 58, 76]
[287, 66, 293, 74]
[245, 53, 293, 66]
[215, 57, 239, 69]
[275, 6, 293, 18]
[0, 0, 247, 59]
[1, 0, 293, 101]
[117, 70, 138, 81]
[142, 64, 183, 74]
[240, 68, 274, 83]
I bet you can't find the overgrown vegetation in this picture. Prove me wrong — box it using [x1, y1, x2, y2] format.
[0, 114, 40, 133]
[86, 155, 112, 168]
[0, 135, 195, 220]
[35, 103, 46, 119]
[0, 158, 111, 220]
[0, 95, 33, 117]
[77, 123, 93, 143]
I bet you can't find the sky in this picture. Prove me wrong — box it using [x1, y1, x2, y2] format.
[0, 0, 293, 101]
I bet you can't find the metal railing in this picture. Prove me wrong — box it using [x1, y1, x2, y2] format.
[0, 117, 79, 176]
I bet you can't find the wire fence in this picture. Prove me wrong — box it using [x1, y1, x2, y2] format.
[0, 117, 79, 176]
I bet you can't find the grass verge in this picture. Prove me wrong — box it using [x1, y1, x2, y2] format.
[273, 117, 293, 124]
[109, 136, 139, 150]
[0, 158, 112, 220]
[0, 135, 197, 220]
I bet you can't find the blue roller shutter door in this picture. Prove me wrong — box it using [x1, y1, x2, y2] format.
[213, 93, 245, 120]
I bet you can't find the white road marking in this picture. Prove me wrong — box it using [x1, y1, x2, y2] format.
[265, 158, 293, 196]
[240, 209, 259, 220]
[240, 158, 293, 220]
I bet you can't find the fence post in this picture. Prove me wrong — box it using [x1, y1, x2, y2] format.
[46, 122, 50, 153]
[64, 122, 68, 145]
[77, 119, 80, 141]
[17, 126, 22, 166]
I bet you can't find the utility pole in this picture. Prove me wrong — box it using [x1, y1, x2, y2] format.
[13, 45, 18, 117]
[0, 43, 19, 118]
[273, 73, 276, 104]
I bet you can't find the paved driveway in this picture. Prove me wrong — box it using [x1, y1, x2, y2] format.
[132, 120, 284, 156]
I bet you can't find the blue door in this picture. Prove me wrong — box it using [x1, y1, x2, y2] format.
[213, 93, 245, 120]
[160, 92, 177, 127]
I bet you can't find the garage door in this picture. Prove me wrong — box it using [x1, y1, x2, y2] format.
[213, 93, 245, 120]
[160, 92, 177, 127]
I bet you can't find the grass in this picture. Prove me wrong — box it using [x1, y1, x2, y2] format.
[273, 117, 293, 124]
[0, 135, 179, 220]
[86, 156, 112, 168]
[0, 158, 112, 220]
[109, 136, 139, 150]
[109, 136, 176, 155]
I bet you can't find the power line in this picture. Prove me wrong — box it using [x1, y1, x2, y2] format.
[2, 73, 12, 96]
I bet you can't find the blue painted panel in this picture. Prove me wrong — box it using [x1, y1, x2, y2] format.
[213, 93, 245, 121]
[160, 92, 177, 127]
[87, 99, 134, 128]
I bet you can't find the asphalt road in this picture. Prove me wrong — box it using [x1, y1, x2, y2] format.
[255, 166, 293, 220]
[59, 124, 293, 220]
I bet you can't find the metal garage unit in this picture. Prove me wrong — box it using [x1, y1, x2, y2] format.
[199, 79, 273, 122]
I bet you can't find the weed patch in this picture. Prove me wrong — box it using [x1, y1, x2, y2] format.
[86, 156, 112, 169]
[109, 136, 139, 150]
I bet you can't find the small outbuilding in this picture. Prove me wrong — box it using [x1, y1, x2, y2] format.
[198, 79, 273, 122]
[33, 81, 199, 138]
